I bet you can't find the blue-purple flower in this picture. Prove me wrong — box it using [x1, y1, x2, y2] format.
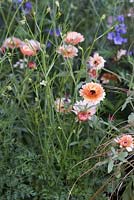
[127, 50, 134, 56]
[115, 24, 127, 34]
[45, 28, 61, 37]
[116, 15, 124, 23]
[107, 32, 115, 40]
[45, 28, 61, 48]
[107, 14, 127, 45]
[12, 0, 32, 15]
[113, 34, 125, 45]
[46, 41, 52, 48]
[24, 2, 32, 14]
[12, 0, 22, 3]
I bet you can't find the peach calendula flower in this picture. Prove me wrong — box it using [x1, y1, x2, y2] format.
[20, 43, 37, 56]
[2, 37, 23, 49]
[64, 31, 84, 45]
[88, 53, 106, 70]
[79, 82, 105, 104]
[72, 100, 96, 121]
[20, 40, 41, 56]
[57, 45, 78, 58]
[55, 97, 72, 113]
[115, 134, 134, 152]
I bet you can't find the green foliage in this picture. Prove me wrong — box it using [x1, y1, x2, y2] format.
[122, 177, 134, 200]
[0, 0, 134, 199]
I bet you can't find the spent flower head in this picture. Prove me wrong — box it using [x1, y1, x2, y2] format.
[55, 97, 72, 113]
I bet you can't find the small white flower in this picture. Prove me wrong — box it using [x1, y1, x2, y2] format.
[13, 58, 28, 69]
[40, 80, 47, 86]
[117, 49, 127, 60]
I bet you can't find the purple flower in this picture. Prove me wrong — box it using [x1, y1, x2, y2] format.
[46, 41, 52, 48]
[12, 0, 22, 3]
[115, 24, 127, 34]
[127, 50, 134, 56]
[55, 28, 61, 37]
[128, 51, 132, 56]
[116, 15, 124, 23]
[25, 2, 32, 10]
[122, 38, 128, 43]
[113, 34, 124, 45]
[107, 32, 115, 40]
[107, 14, 127, 46]
[24, 1, 32, 14]
[17, 0, 22, 3]
[45, 28, 61, 37]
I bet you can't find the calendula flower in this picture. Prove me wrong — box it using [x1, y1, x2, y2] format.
[64, 31, 84, 45]
[20, 40, 40, 56]
[72, 100, 96, 121]
[79, 82, 105, 104]
[115, 134, 134, 152]
[20, 43, 36, 56]
[2, 37, 23, 49]
[88, 53, 106, 70]
[57, 45, 78, 58]
[55, 97, 72, 113]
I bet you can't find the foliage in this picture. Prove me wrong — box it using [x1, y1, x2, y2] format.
[0, 0, 134, 199]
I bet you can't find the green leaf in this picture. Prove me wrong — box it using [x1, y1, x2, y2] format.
[69, 141, 79, 146]
[111, 147, 116, 155]
[122, 181, 134, 200]
[121, 96, 132, 111]
[115, 166, 121, 178]
[128, 113, 134, 126]
[117, 151, 128, 162]
[108, 159, 114, 173]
